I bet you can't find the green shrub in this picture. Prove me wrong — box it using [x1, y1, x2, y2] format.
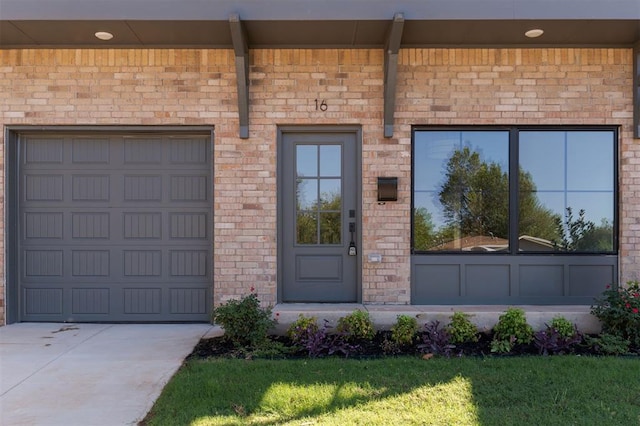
[336, 310, 375, 341]
[549, 316, 576, 339]
[212, 293, 277, 349]
[287, 314, 319, 345]
[490, 336, 516, 354]
[447, 312, 479, 344]
[491, 307, 534, 352]
[390, 315, 418, 346]
[584, 333, 630, 356]
[591, 280, 640, 348]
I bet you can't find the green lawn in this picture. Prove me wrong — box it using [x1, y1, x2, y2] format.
[143, 356, 640, 426]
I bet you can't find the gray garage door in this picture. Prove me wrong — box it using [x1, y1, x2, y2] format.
[17, 133, 212, 322]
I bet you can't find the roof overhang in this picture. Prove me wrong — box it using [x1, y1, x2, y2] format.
[1, 0, 639, 48]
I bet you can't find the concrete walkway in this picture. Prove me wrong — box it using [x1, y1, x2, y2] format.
[0, 323, 213, 426]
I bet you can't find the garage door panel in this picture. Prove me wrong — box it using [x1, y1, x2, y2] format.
[72, 288, 110, 314]
[170, 139, 208, 164]
[18, 133, 212, 322]
[72, 138, 110, 164]
[25, 138, 64, 164]
[124, 139, 163, 164]
[24, 287, 63, 315]
[123, 212, 162, 239]
[25, 174, 64, 201]
[25, 212, 64, 239]
[72, 175, 110, 201]
[72, 212, 110, 239]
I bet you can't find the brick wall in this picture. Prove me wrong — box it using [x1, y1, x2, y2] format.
[0, 47, 635, 324]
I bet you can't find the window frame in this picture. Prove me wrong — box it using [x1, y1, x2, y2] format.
[411, 125, 619, 256]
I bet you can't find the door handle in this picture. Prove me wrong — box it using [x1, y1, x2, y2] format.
[348, 222, 357, 256]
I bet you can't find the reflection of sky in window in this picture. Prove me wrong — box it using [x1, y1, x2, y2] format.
[415, 131, 508, 192]
[320, 145, 341, 177]
[297, 178, 317, 210]
[529, 192, 613, 225]
[519, 130, 614, 224]
[414, 192, 446, 228]
[520, 131, 613, 192]
[297, 145, 318, 177]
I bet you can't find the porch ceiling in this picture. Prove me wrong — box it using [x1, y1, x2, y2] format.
[1, 19, 639, 49]
[1, 0, 639, 48]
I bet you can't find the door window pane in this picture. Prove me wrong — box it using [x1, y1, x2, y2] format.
[297, 212, 317, 244]
[320, 145, 341, 177]
[296, 178, 317, 210]
[296, 145, 317, 177]
[320, 212, 341, 244]
[295, 144, 343, 246]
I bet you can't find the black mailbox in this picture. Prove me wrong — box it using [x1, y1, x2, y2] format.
[377, 177, 398, 202]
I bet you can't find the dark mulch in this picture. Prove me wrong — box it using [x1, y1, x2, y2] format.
[186, 330, 620, 360]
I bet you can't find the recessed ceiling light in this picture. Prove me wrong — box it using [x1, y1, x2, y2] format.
[94, 31, 114, 41]
[525, 29, 544, 38]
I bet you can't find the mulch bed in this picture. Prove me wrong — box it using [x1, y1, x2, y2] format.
[186, 330, 621, 360]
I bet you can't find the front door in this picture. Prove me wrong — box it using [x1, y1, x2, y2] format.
[280, 130, 360, 302]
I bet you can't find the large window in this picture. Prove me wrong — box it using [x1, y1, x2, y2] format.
[413, 127, 617, 254]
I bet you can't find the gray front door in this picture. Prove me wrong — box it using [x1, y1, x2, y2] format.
[280, 130, 360, 302]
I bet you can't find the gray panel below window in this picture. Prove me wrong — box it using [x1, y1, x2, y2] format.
[411, 255, 617, 305]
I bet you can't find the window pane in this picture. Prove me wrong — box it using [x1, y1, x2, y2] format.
[519, 132, 565, 191]
[297, 212, 317, 244]
[565, 192, 614, 252]
[320, 145, 341, 177]
[320, 212, 341, 244]
[414, 132, 459, 191]
[296, 145, 317, 177]
[518, 130, 615, 253]
[319, 179, 341, 211]
[413, 130, 509, 252]
[567, 132, 613, 191]
[296, 178, 317, 210]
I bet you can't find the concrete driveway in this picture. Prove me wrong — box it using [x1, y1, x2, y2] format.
[0, 323, 215, 426]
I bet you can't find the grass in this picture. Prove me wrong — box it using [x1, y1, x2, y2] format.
[143, 356, 640, 425]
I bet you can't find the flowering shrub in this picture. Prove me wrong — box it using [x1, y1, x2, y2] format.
[591, 280, 640, 349]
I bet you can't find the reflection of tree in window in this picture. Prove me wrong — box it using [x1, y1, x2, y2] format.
[414, 147, 559, 251]
[296, 177, 341, 245]
[553, 207, 613, 252]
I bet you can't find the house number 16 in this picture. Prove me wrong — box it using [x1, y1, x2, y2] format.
[314, 99, 328, 111]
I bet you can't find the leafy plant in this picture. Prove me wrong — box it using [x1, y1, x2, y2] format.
[492, 307, 534, 345]
[390, 315, 419, 346]
[548, 316, 576, 339]
[336, 310, 375, 341]
[212, 292, 276, 349]
[490, 336, 516, 354]
[591, 280, 640, 349]
[447, 312, 479, 344]
[419, 320, 456, 357]
[287, 314, 319, 346]
[534, 324, 582, 355]
[295, 320, 359, 358]
[584, 333, 630, 356]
